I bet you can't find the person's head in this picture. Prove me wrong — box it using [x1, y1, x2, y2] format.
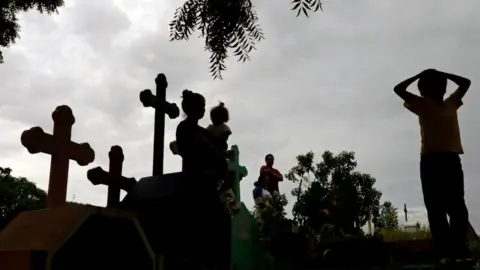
[210, 101, 229, 126]
[254, 181, 260, 187]
[265, 154, 274, 166]
[181, 90, 205, 120]
[417, 70, 447, 100]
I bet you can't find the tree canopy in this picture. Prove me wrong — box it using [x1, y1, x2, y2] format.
[170, 0, 323, 79]
[0, 0, 65, 64]
[285, 150, 382, 235]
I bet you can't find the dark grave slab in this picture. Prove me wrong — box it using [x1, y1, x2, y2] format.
[0, 205, 154, 270]
[120, 172, 187, 254]
[122, 172, 185, 202]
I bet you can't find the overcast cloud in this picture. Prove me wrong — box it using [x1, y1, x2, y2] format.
[1, 0, 480, 230]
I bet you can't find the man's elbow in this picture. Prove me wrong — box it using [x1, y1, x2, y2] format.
[462, 78, 472, 89]
[393, 86, 405, 95]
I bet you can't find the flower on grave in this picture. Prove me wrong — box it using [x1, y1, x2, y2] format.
[220, 188, 241, 215]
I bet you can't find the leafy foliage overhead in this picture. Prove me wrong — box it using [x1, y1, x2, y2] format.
[0, 0, 65, 64]
[169, 0, 323, 79]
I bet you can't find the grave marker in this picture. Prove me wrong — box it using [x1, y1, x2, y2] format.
[227, 145, 248, 203]
[20, 105, 95, 208]
[139, 73, 180, 176]
[1, 105, 153, 270]
[87, 145, 137, 208]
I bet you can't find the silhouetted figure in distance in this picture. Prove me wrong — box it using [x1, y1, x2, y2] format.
[259, 154, 283, 195]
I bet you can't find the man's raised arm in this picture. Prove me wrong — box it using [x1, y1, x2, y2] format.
[440, 71, 471, 100]
[393, 72, 423, 102]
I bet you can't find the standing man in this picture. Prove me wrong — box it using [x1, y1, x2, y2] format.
[260, 154, 283, 195]
[393, 69, 473, 265]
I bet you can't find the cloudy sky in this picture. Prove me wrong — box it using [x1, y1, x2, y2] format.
[1, 0, 480, 230]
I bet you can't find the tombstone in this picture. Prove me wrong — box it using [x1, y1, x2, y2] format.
[139, 73, 180, 176]
[227, 145, 273, 270]
[19, 105, 95, 208]
[0, 106, 155, 270]
[87, 145, 137, 208]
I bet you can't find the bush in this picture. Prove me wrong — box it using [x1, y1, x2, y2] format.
[470, 242, 480, 261]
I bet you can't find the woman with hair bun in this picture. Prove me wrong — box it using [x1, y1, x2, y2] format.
[174, 89, 230, 270]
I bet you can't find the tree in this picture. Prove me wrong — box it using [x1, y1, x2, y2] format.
[0, 0, 65, 64]
[170, 0, 323, 79]
[0, 167, 47, 230]
[376, 201, 399, 230]
[285, 151, 382, 235]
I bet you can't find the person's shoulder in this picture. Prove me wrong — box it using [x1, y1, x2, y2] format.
[206, 124, 214, 130]
[177, 120, 197, 134]
[176, 120, 187, 131]
[177, 119, 189, 127]
[403, 95, 431, 114]
[222, 124, 231, 132]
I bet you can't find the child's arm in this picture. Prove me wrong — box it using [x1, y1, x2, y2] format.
[393, 72, 423, 102]
[440, 71, 471, 100]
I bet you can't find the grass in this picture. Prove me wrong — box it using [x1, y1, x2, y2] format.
[380, 227, 431, 242]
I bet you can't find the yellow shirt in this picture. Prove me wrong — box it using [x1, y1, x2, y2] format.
[404, 93, 464, 154]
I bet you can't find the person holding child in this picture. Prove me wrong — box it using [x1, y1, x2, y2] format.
[394, 69, 473, 266]
[174, 90, 230, 270]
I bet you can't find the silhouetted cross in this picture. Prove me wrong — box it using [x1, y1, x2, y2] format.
[87, 146, 136, 208]
[20, 105, 95, 208]
[139, 73, 180, 176]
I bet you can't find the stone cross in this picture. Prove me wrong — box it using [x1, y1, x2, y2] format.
[20, 105, 95, 209]
[139, 73, 180, 176]
[404, 203, 408, 222]
[227, 145, 248, 203]
[87, 145, 136, 208]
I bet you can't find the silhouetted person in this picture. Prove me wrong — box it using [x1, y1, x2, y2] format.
[206, 101, 232, 152]
[259, 154, 283, 195]
[175, 89, 229, 270]
[394, 69, 473, 265]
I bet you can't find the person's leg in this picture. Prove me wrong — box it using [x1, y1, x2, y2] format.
[444, 154, 471, 260]
[420, 154, 450, 260]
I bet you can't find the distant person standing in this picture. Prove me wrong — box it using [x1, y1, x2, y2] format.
[259, 154, 283, 195]
[394, 69, 473, 266]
